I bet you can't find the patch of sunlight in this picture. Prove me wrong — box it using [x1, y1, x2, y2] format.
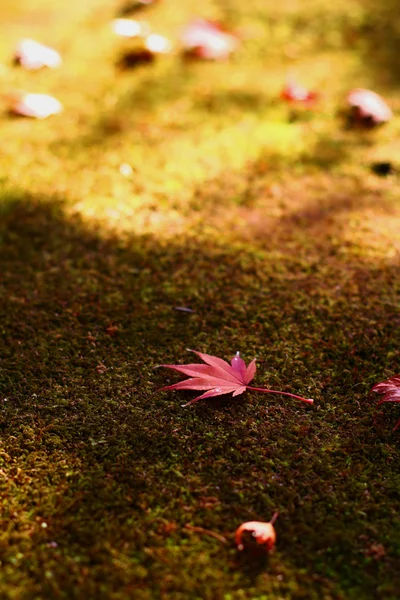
[69, 193, 188, 236]
[157, 118, 304, 183]
[342, 207, 400, 260]
[58, 116, 305, 236]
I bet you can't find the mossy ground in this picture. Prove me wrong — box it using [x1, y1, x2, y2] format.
[0, 1, 400, 598]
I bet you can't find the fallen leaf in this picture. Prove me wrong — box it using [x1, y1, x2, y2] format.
[105, 325, 119, 336]
[347, 89, 392, 127]
[235, 513, 278, 551]
[158, 520, 178, 535]
[7, 91, 63, 119]
[366, 543, 386, 560]
[14, 39, 61, 70]
[145, 34, 171, 54]
[372, 375, 400, 430]
[281, 80, 318, 105]
[159, 350, 313, 407]
[112, 18, 148, 38]
[181, 19, 239, 60]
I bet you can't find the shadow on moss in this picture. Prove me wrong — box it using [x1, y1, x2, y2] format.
[0, 185, 399, 598]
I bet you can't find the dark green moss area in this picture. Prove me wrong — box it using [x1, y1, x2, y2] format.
[0, 189, 399, 599]
[1, 0, 400, 598]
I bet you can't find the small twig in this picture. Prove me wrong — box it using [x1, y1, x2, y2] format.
[184, 523, 228, 544]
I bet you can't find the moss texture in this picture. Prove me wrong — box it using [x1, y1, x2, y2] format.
[0, 1, 399, 598]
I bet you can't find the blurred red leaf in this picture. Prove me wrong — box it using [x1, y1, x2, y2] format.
[347, 89, 392, 126]
[372, 375, 400, 430]
[7, 91, 63, 119]
[181, 19, 239, 60]
[281, 80, 318, 105]
[14, 39, 61, 70]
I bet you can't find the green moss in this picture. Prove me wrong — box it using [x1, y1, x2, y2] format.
[0, 0, 399, 598]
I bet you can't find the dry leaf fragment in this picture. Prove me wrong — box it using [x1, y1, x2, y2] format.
[372, 375, 400, 430]
[117, 0, 158, 17]
[235, 514, 278, 551]
[160, 350, 313, 407]
[117, 33, 171, 69]
[347, 89, 392, 127]
[366, 543, 386, 560]
[371, 161, 394, 177]
[7, 91, 63, 119]
[181, 19, 239, 60]
[14, 39, 61, 70]
[105, 325, 119, 336]
[118, 48, 154, 69]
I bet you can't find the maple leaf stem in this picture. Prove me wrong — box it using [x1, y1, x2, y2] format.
[246, 386, 314, 404]
[269, 512, 279, 525]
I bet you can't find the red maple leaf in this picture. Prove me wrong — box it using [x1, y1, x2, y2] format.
[372, 375, 400, 431]
[347, 88, 392, 126]
[235, 513, 278, 552]
[280, 80, 319, 106]
[159, 350, 313, 407]
[181, 19, 239, 61]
